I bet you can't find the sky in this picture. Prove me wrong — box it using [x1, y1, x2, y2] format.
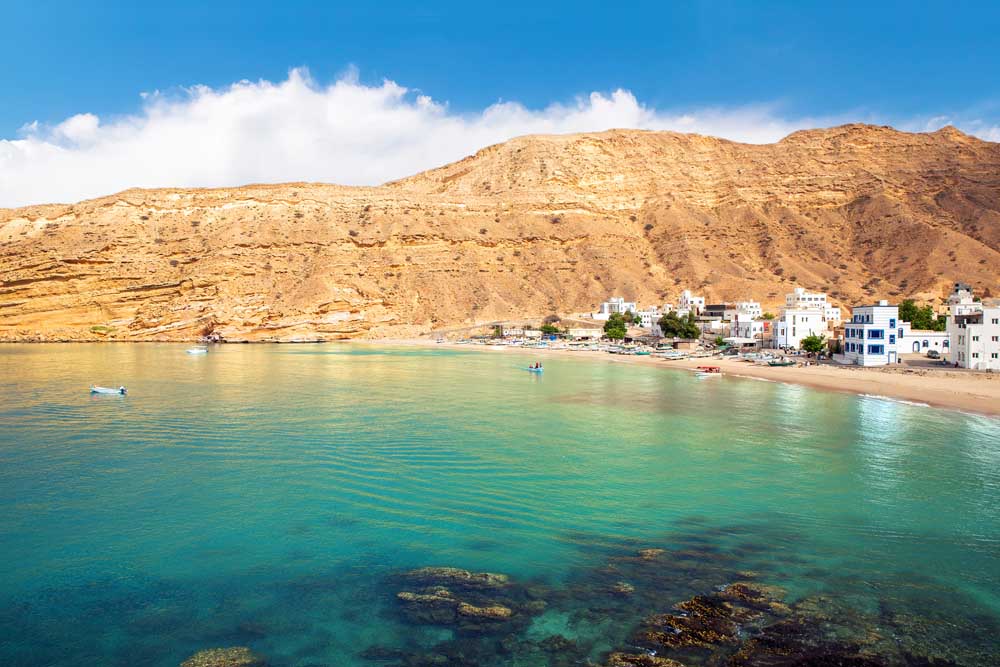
[1, 0, 998, 207]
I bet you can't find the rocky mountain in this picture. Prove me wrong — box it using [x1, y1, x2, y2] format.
[1, 124, 998, 341]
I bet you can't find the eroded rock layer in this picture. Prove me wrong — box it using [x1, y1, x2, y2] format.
[1, 124, 998, 341]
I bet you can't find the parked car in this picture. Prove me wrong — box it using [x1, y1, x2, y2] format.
[926, 349, 940, 359]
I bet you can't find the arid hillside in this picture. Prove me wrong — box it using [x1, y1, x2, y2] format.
[1, 124, 998, 341]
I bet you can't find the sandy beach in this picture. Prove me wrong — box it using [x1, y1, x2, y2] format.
[375, 339, 1000, 418]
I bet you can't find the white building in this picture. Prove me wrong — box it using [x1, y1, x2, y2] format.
[677, 290, 705, 316]
[772, 308, 825, 349]
[567, 328, 603, 340]
[731, 318, 768, 341]
[635, 307, 661, 329]
[947, 282, 980, 317]
[785, 287, 841, 326]
[593, 297, 637, 321]
[949, 306, 1000, 370]
[843, 301, 903, 366]
[733, 301, 763, 319]
[900, 327, 950, 354]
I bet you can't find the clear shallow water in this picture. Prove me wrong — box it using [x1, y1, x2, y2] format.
[0, 343, 998, 666]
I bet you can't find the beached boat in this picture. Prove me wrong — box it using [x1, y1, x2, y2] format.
[90, 385, 126, 395]
[695, 365, 722, 378]
[768, 359, 796, 367]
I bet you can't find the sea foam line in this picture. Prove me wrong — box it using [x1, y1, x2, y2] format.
[859, 393, 930, 408]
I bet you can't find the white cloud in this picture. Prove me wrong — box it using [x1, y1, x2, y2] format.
[0, 68, 993, 208]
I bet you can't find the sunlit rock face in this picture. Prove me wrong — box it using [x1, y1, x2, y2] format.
[2, 124, 998, 342]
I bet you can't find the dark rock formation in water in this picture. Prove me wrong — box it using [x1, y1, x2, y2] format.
[180, 646, 266, 667]
[366, 527, 998, 667]
[391, 566, 546, 637]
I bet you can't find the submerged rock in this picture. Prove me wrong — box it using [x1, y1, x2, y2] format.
[456, 601, 513, 619]
[390, 565, 544, 637]
[717, 581, 791, 616]
[611, 581, 636, 596]
[179, 646, 266, 667]
[396, 587, 461, 624]
[605, 653, 685, 667]
[402, 567, 509, 591]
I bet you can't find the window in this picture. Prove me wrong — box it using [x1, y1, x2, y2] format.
[944, 340, 950, 348]
[992, 318, 999, 325]
[869, 329, 884, 339]
[922, 340, 929, 348]
[889, 334, 896, 344]
[898, 328, 904, 338]
[868, 345, 884, 355]
[973, 336, 979, 342]
[973, 352, 980, 358]
[889, 318, 896, 328]
[993, 336, 999, 342]
[992, 353, 998, 359]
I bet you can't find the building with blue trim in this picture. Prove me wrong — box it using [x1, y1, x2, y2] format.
[843, 300, 903, 366]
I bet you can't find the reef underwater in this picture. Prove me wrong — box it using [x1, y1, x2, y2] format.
[158, 520, 997, 667]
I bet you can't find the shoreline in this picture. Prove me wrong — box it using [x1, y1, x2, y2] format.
[372, 338, 1000, 418]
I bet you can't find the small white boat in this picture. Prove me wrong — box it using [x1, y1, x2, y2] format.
[186, 347, 208, 355]
[91, 385, 127, 395]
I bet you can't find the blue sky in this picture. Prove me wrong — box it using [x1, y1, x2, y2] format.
[2, 0, 998, 206]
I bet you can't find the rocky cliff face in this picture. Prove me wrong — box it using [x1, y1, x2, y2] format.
[1, 124, 998, 341]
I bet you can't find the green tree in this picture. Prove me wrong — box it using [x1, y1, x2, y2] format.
[683, 311, 702, 339]
[603, 312, 627, 340]
[622, 310, 636, 324]
[714, 335, 725, 346]
[801, 334, 826, 354]
[658, 310, 701, 339]
[656, 311, 685, 337]
[540, 323, 560, 335]
[899, 299, 946, 331]
[761, 312, 776, 320]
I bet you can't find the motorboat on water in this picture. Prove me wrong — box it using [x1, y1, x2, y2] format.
[694, 365, 722, 379]
[91, 385, 127, 395]
[186, 347, 208, 355]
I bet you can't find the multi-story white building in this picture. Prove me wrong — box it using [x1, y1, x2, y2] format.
[771, 308, 825, 349]
[843, 301, 903, 366]
[949, 306, 1000, 370]
[677, 290, 705, 316]
[785, 287, 841, 326]
[947, 282, 980, 317]
[731, 318, 769, 341]
[635, 307, 661, 329]
[593, 297, 637, 321]
[733, 301, 763, 319]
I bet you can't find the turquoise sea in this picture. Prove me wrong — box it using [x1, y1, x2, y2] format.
[0, 343, 998, 666]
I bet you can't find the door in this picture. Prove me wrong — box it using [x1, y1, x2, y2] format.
[889, 351, 897, 364]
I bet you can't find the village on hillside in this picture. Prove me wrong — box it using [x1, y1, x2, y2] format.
[441, 282, 1000, 373]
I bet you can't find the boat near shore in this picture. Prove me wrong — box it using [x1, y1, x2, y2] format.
[90, 385, 126, 395]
